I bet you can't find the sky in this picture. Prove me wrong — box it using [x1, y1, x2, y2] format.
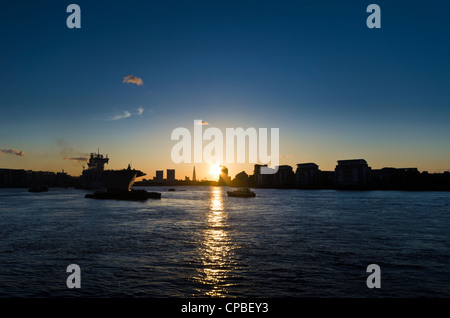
[1, 0, 450, 179]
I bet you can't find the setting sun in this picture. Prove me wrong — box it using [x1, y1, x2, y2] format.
[209, 164, 222, 179]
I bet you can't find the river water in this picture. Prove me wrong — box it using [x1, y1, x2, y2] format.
[0, 186, 449, 297]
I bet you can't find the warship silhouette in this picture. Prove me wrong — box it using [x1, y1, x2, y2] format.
[80, 152, 160, 200]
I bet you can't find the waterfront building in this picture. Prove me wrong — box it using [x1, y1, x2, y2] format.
[253, 164, 274, 187]
[274, 165, 295, 187]
[335, 159, 371, 186]
[155, 170, 163, 182]
[296, 163, 320, 186]
[167, 169, 175, 182]
[0, 168, 74, 188]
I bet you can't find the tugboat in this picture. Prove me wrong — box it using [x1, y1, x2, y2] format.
[81, 152, 161, 201]
[85, 189, 161, 201]
[227, 187, 256, 197]
[28, 185, 49, 193]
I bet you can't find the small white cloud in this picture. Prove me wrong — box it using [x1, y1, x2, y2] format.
[108, 107, 144, 121]
[110, 111, 132, 121]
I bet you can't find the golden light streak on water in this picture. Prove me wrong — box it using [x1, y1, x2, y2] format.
[194, 187, 236, 297]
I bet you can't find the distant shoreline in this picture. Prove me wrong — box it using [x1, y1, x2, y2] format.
[5, 184, 447, 192]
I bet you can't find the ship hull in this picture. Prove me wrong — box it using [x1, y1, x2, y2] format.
[79, 169, 145, 191]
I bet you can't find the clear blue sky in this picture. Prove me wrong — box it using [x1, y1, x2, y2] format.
[1, 0, 450, 178]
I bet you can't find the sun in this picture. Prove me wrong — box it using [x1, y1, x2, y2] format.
[209, 164, 222, 179]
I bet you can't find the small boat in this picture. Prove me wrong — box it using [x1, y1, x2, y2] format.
[227, 187, 256, 197]
[85, 189, 161, 201]
[28, 186, 49, 193]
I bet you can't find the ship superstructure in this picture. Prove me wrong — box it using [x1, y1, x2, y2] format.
[79, 152, 145, 191]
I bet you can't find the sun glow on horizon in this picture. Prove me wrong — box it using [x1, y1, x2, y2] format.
[209, 163, 222, 179]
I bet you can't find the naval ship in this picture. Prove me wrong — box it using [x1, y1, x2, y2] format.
[78, 152, 144, 190]
[80, 152, 161, 200]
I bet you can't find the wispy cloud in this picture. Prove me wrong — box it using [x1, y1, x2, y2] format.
[123, 75, 143, 86]
[110, 110, 132, 121]
[280, 155, 293, 158]
[64, 157, 89, 162]
[108, 107, 144, 121]
[0, 149, 25, 156]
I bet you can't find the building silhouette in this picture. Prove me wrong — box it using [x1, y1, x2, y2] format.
[167, 169, 175, 182]
[296, 163, 320, 186]
[250, 159, 438, 189]
[155, 170, 163, 182]
[193, 166, 197, 182]
[335, 159, 371, 187]
[0, 168, 74, 188]
[253, 164, 275, 187]
[253, 164, 265, 186]
[371, 167, 420, 187]
[294, 163, 336, 188]
[274, 165, 295, 187]
[218, 165, 229, 185]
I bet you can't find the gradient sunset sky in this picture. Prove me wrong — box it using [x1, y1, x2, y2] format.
[1, 0, 450, 180]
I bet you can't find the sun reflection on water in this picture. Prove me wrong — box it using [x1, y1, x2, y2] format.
[193, 187, 237, 297]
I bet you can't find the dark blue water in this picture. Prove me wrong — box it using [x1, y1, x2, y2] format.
[1, 186, 449, 297]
